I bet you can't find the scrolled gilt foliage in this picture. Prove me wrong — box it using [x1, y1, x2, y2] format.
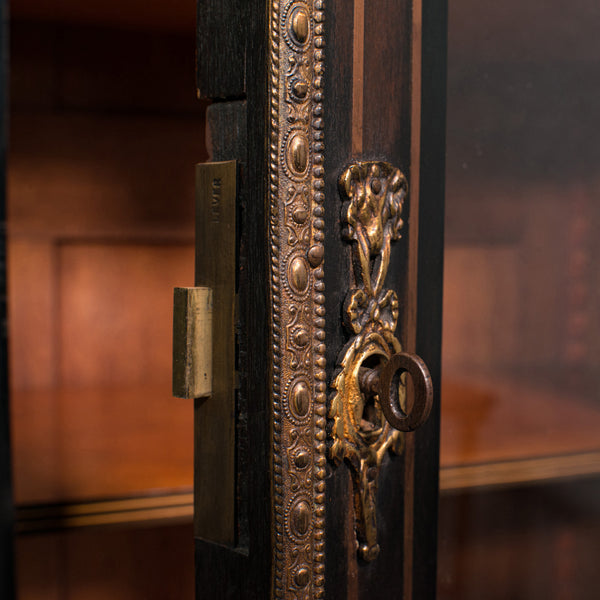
[330, 160, 408, 562]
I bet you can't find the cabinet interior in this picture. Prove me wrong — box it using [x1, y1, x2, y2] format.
[439, 0, 600, 597]
[5, 0, 600, 598]
[9, 0, 600, 528]
[8, 15, 204, 508]
[8, 4, 202, 597]
[441, 0, 600, 488]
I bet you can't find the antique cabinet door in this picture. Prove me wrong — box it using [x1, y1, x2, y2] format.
[0, 0, 14, 595]
[192, 1, 446, 598]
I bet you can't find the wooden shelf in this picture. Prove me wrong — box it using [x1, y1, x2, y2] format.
[11, 385, 194, 507]
[15, 492, 193, 534]
[440, 451, 600, 492]
[440, 375, 600, 491]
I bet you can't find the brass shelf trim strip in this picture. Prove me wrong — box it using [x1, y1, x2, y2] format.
[440, 451, 600, 492]
[15, 492, 193, 533]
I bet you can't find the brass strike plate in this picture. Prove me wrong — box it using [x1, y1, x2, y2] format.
[172, 286, 213, 399]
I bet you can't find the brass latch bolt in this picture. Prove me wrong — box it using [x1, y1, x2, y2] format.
[172, 286, 213, 399]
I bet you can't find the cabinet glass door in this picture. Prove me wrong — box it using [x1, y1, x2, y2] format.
[8, 1, 201, 597]
[439, 1, 600, 597]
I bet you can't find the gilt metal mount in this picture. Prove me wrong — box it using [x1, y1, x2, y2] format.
[330, 161, 433, 561]
[268, 1, 328, 597]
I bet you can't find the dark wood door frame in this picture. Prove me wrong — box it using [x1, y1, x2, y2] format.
[194, 1, 446, 598]
[0, 0, 15, 595]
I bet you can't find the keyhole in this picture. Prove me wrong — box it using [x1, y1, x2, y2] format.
[358, 355, 385, 433]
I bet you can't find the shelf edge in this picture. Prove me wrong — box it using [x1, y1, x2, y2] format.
[15, 491, 194, 533]
[440, 451, 600, 492]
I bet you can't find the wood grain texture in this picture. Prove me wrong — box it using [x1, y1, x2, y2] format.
[323, 0, 445, 598]
[8, 113, 202, 239]
[440, 452, 600, 491]
[404, 2, 423, 595]
[323, 2, 358, 597]
[362, 0, 412, 160]
[7, 241, 56, 391]
[352, 0, 365, 155]
[443, 179, 600, 377]
[196, 0, 248, 99]
[15, 493, 193, 533]
[11, 385, 193, 504]
[9, 242, 195, 503]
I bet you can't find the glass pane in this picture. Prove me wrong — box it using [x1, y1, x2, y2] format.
[16, 523, 194, 599]
[8, 16, 201, 506]
[440, 0, 600, 597]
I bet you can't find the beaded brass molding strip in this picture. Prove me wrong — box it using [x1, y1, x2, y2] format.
[269, 1, 326, 598]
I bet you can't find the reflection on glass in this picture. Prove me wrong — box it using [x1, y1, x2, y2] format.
[440, 0, 600, 597]
[8, 12, 201, 597]
[9, 22, 202, 506]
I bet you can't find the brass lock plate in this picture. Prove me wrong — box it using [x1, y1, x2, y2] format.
[194, 160, 237, 545]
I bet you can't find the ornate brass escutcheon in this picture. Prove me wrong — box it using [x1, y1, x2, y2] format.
[330, 161, 433, 562]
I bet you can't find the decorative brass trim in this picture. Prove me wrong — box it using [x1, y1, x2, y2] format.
[15, 492, 194, 533]
[331, 161, 408, 562]
[440, 451, 600, 492]
[269, 1, 326, 598]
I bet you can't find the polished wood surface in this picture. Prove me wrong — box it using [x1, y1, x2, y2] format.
[10, 2, 598, 598]
[16, 523, 194, 600]
[440, 376, 600, 490]
[441, 375, 600, 467]
[15, 493, 193, 533]
[194, 0, 446, 597]
[12, 385, 193, 505]
[325, 1, 422, 597]
[441, 0, 600, 491]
